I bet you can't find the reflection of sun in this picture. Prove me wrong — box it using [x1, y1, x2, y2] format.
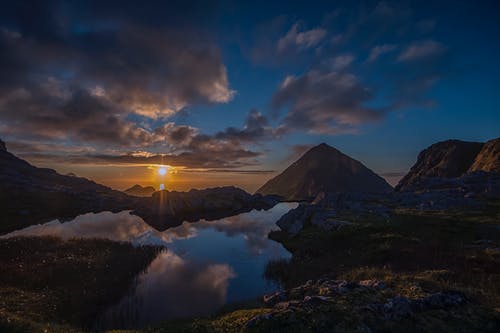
[158, 166, 167, 176]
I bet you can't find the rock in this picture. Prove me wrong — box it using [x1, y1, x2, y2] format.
[382, 296, 414, 320]
[368, 291, 467, 320]
[248, 278, 471, 331]
[256, 143, 393, 201]
[359, 279, 387, 290]
[0, 139, 5, 152]
[469, 137, 500, 173]
[263, 291, 288, 306]
[396, 139, 484, 191]
[276, 204, 310, 234]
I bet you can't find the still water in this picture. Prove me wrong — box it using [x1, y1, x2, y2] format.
[2, 202, 297, 329]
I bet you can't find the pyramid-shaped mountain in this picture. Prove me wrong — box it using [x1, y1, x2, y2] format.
[256, 143, 393, 201]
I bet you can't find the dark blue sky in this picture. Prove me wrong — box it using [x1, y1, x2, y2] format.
[0, 0, 499, 190]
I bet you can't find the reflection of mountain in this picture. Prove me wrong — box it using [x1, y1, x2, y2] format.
[98, 251, 235, 329]
[257, 143, 392, 201]
[0, 139, 278, 234]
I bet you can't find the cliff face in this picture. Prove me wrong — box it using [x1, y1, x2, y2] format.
[256, 143, 392, 201]
[469, 138, 500, 173]
[396, 140, 484, 191]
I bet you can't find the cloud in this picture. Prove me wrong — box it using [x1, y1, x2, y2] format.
[397, 40, 446, 62]
[272, 70, 386, 134]
[329, 54, 355, 70]
[8, 109, 272, 169]
[366, 44, 397, 62]
[277, 23, 327, 52]
[0, 1, 235, 152]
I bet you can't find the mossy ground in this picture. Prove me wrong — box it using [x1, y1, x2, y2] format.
[0, 237, 161, 333]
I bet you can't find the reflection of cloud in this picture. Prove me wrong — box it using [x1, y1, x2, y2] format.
[0, 211, 191, 246]
[100, 251, 235, 328]
[169, 202, 298, 254]
[2, 203, 298, 254]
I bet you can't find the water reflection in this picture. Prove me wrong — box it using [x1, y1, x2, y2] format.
[3, 202, 298, 328]
[99, 251, 235, 329]
[0, 210, 179, 246]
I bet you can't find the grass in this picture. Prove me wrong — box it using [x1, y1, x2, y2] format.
[266, 210, 500, 310]
[0, 237, 162, 332]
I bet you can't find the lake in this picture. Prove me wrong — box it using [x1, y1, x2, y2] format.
[2, 202, 298, 329]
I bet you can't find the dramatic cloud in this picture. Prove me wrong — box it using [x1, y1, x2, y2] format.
[366, 44, 397, 62]
[272, 70, 386, 134]
[8, 108, 273, 169]
[0, 1, 234, 150]
[277, 23, 327, 52]
[397, 40, 446, 62]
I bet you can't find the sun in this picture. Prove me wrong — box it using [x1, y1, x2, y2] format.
[158, 166, 167, 176]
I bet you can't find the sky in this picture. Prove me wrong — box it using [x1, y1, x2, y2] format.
[0, 0, 499, 192]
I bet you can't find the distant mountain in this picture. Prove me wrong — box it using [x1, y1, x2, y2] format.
[0, 139, 134, 233]
[0, 139, 277, 233]
[469, 138, 500, 173]
[395, 139, 500, 191]
[256, 143, 393, 201]
[124, 184, 156, 197]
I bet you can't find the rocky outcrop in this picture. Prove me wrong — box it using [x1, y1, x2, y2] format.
[276, 198, 355, 235]
[257, 143, 392, 201]
[0, 139, 6, 152]
[245, 278, 472, 332]
[124, 184, 156, 197]
[396, 139, 484, 191]
[469, 138, 500, 173]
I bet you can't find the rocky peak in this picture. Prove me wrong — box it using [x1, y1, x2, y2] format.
[257, 143, 392, 201]
[396, 139, 483, 191]
[0, 139, 6, 152]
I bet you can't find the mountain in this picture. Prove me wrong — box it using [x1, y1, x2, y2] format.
[395, 139, 492, 191]
[256, 143, 393, 201]
[469, 137, 500, 173]
[124, 184, 156, 197]
[0, 139, 134, 233]
[0, 139, 277, 233]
